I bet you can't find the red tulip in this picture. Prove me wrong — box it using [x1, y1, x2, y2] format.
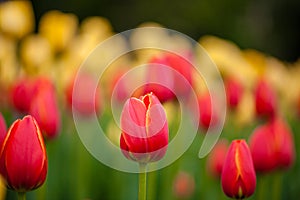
[143, 52, 193, 103]
[0, 113, 7, 148]
[0, 115, 47, 192]
[10, 78, 35, 113]
[173, 171, 195, 199]
[225, 77, 243, 109]
[198, 92, 220, 130]
[249, 117, 295, 172]
[206, 139, 228, 177]
[254, 79, 277, 119]
[120, 93, 169, 163]
[66, 73, 101, 116]
[29, 83, 61, 139]
[221, 139, 256, 199]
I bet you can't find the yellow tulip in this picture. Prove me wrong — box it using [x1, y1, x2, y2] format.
[0, 0, 34, 38]
[39, 10, 78, 52]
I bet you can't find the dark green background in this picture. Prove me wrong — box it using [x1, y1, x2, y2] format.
[30, 0, 300, 62]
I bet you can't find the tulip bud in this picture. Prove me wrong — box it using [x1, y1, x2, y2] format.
[120, 93, 169, 163]
[225, 77, 243, 109]
[206, 139, 228, 177]
[29, 79, 61, 139]
[249, 117, 295, 172]
[221, 139, 256, 199]
[173, 171, 195, 199]
[254, 79, 277, 119]
[0, 115, 47, 192]
[0, 113, 6, 148]
[143, 52, 193, 103]
[66, 73, 101, 116]
[10, 78, 35, 113]
[198, 92, 220, 130]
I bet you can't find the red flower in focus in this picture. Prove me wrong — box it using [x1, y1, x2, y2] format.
[173, 171, 195, 199]
[221, 139, 256, 199]
[66, 73, 101, 116]
[254, 79, 277, 119]
[225, 77, 243, 109]
[249, 117, 295, 173]
[120, 93, 168, 163]
[143, 52, 193, 103]
[0, 113, 7, 148]
[29, 79, 61, 139]
[198, 92, 220, 130]
[207, 139, 228, 177]
[0, 115, 47, 192]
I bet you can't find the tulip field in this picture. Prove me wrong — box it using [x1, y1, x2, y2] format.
[0, 1, 300, 200]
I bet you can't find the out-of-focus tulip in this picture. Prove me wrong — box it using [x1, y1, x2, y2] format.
[20, 34, 53, 74]
[0, 113, 6, 148]
[29, 78, 60, 139]
[0, 1, 35, 38]
[39, 10, 78, 51]
[221, 139, 256, 199]
[206, 139, 228, 177]
[0, 115, 47, 192]
[173, 171, 195, 199]
[198, 92, 220, 130]
[143, 52, 193, 103]
[249, 117, 295, 173]
[10, 78, 35, 113]
[225, 77, 243, 109]
[66, 73, 101, 116]
[120, 93, 169, 163]
[254, 79, 277, 119]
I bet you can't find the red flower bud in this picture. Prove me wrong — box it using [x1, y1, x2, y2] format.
[225, 77, 243, 109]
[0, 115, 47, 192]
[0, 113, 7, 148]
[254, 79, 277, 119]
[143, 52, 193, 103]
[66, 73, 101, 116]
[29, 81, 61, 139]
[198, 92, 220, 130]
[173, 171, 195, 199]
[249, 117, 295, 173]
[10, 78, 35, 113]
[221, 139, 256, 199]
[120, 93, 169, 163]
[206, 139, 228, 177]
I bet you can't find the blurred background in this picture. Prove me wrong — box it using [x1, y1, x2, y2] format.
[31, 0, 300, 62]
[0, 0, 300, 200]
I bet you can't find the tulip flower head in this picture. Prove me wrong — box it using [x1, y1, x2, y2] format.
[10, 78, 35, 113]
[173, 171, 195, 199]
[0, 115, 47, 192]
[198, 92, 220, 130]
[120, 93, 169, 163]
[206, 139, 228, 177]
[249, 117, 295, 173]
[66, 73, 101, 116]
[143, 52, 193, 103]
[29, 84, 61, 139]
[254, 79, 277, 119]
[221, 139, 256, 199]
[225, 77, 244, 110]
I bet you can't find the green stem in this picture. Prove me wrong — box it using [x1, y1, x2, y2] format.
[273, 172, 282, 200]
[17, 192, 26, 200]
[147, 171, 157, 200]
[139, 163, 147, 200]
